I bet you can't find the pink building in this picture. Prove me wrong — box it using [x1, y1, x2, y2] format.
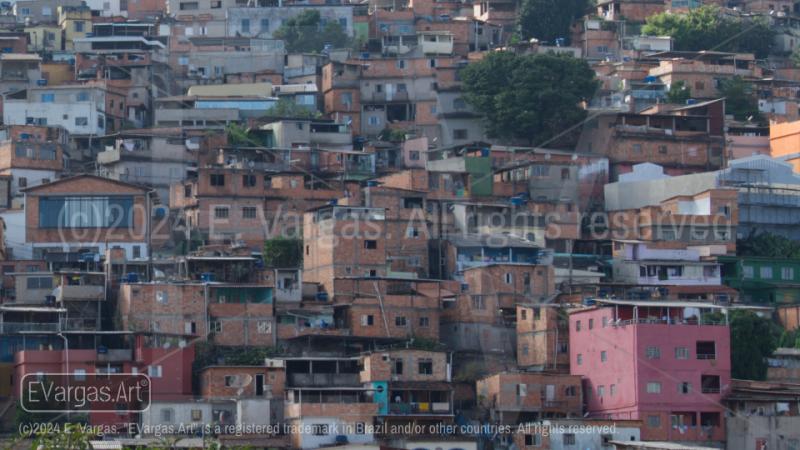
[13, 334, 194, 431]
[569, 299, 730, 444]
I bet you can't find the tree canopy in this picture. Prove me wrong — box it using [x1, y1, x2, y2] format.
[273, 10, 350, 53]
[459, 51, 598, 145]
[738, 231, 800, 259]
[642, 6, 775, 58]
[719, 76, 763, 123]
[263, 236, 304, 268]
[730, 310, 781, 380]
[666, 80, 691, 104]
[517, 0, 589, 44]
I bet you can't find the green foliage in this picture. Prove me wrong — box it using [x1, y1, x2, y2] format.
[642, 6, 775, 58]
[378, 127, 408, 142]
[266, 98, 321, 119]
[730, 310, 781, 380]
[263, 236, 303, 268]
[226, 123, 251, 146]
[460, 51, 598, 145]
[719, 76, 763, 123]
[273, 10, 350, 53]
[193, 343, 280, 389]
[453, 360, 488, 383]
[779, 328, 800, 349]
[407, 336, 444, 351]
[737, 232, 800, 259]
[666, 80, 691, 104]
[517, 0, 589, 44]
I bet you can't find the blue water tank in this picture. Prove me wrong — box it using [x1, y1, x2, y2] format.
[316, 292, 329, 301]
[126, 273, 139, 283]
[201, 273, 215, 282]
[644, 75, 657, 83]
[36, 79, 47, 86]
[686, 98, 697, 105]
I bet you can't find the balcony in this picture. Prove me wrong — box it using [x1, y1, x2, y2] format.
[96, 349, 133, 363]
[54, 285, 105, 302]
[388, 402, 451, 415]
[0, 322, 60, 333]
[289, 373, 360, 388]
[286, 401, 378, 419]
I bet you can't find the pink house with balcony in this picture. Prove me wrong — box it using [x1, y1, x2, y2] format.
[569, 299, 730, 445]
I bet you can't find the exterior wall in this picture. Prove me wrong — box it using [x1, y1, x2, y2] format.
[201, 366, 285, 399]
[517, 305, 569, 370]
[727, 416, 800, 450]
[440, 322, 515, 354]
[476, 372, 583, 423]
[360, 350, 448, 383]
[771, 120, 800, 167]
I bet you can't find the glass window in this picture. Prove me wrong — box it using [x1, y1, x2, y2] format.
[39, 196, 134, 229]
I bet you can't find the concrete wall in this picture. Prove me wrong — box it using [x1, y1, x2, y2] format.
[727, 416, 800, 450]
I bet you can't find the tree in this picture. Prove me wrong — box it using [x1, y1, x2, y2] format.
[266, 98, 320, 119]
[666, 80, 691, 104]
[730, 310, 781, 380]
[263, 236, 303, 268]
[642, 6, 775, 58]
[460, 51, 598, 145]
[738, 231, 800, 259]
[273, 10, 350, 53]
[719, 76, 763, 123]
[517, 0, 589, 44]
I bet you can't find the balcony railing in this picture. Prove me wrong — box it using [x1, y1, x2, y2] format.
[388, 402, 451, 415]
[615, 319, 726, 327]
[697, 353, 717, 360]
[289, 373, 360, 388]
[1, 322, 60, 333]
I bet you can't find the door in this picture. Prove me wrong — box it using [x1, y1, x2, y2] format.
[255, 374, 264, 396]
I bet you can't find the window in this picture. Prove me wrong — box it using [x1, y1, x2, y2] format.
[147, 365, 163, 378]
[210, 174, 225, 186]
[696, 341, 716, 360]
[406, 227, 420, 238]
[257, 321, 271, 334]
[341, 92, 353, 107]
[429, 58, 437, 68]
[678, 382, 691, 394]
[396, 60, 406, 69]
[242, 207, 257, 219]
[561, 168, 570, 180]
[397, 83, 407, 93]
[392, 358, 403, 375]
[260, 18, 269, 32]
[658, 145, 668, 154]
[646, 346, 661, 360]
[18, 177, 27, 188]
[40, 93, 54, 103]
[610, 384, 616, 397]
[26, 276, 52, 289]
[760, 266, 773, 279]
[471, 296, 485, 310]
[240, 19, 250, 33]
[191, 409, 202, 421]
[214, 207, 229, 219]
[563, 434, 576, 445]
[38, 196, 134, 229]
[783, 267, 795, 280]
[210, 0, 221, 7]
[632, 143, 642, 153]
[701, 375, 721, 393]
[700, 412, 720, 427]
[453, 98, 466, 109]
[600, 350, 607, 362]
[210, 321, 222, 333]
[39, 147, 55, 160]
[74, 21, 84, 32]
[597, 385, 605, 398]
[156, 291, 168, 304]
[75, 117, 88, 126]
[361, 315, 374, 326]
[418, 359, 433, 375]
[675, 347, 689, 359]
[419, 316, 430, 327]
[73, 369, 86, 381]
[368, 116, 381, 126]
[453, 129, 468, 140]
[161, 408, 174, 423]
[647, 415, 661, 428]
[588, 318, 594, 329]
[743, 265, 754, 278]
[395, 316, 407, 326]
[504, 273, 513, 284]
[565, 385, 577, 396]
[646, 382, 661, 394]
[243, 174, 256, 187]
[76, 91, 89, 102]
[576, 354, 583, 365]
[575, 320, 581, 331]
[524, 434, 541, 446]
[364, 240, 377, 249]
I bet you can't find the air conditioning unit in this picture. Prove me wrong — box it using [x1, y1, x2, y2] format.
[265, 358, 285, 368]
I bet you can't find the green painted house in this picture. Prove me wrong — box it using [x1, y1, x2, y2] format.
[719, 255, 800, 304]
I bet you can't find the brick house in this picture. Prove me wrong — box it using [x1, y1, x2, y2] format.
[476, 371, 583, 424]
[23, 174, 150, 261]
